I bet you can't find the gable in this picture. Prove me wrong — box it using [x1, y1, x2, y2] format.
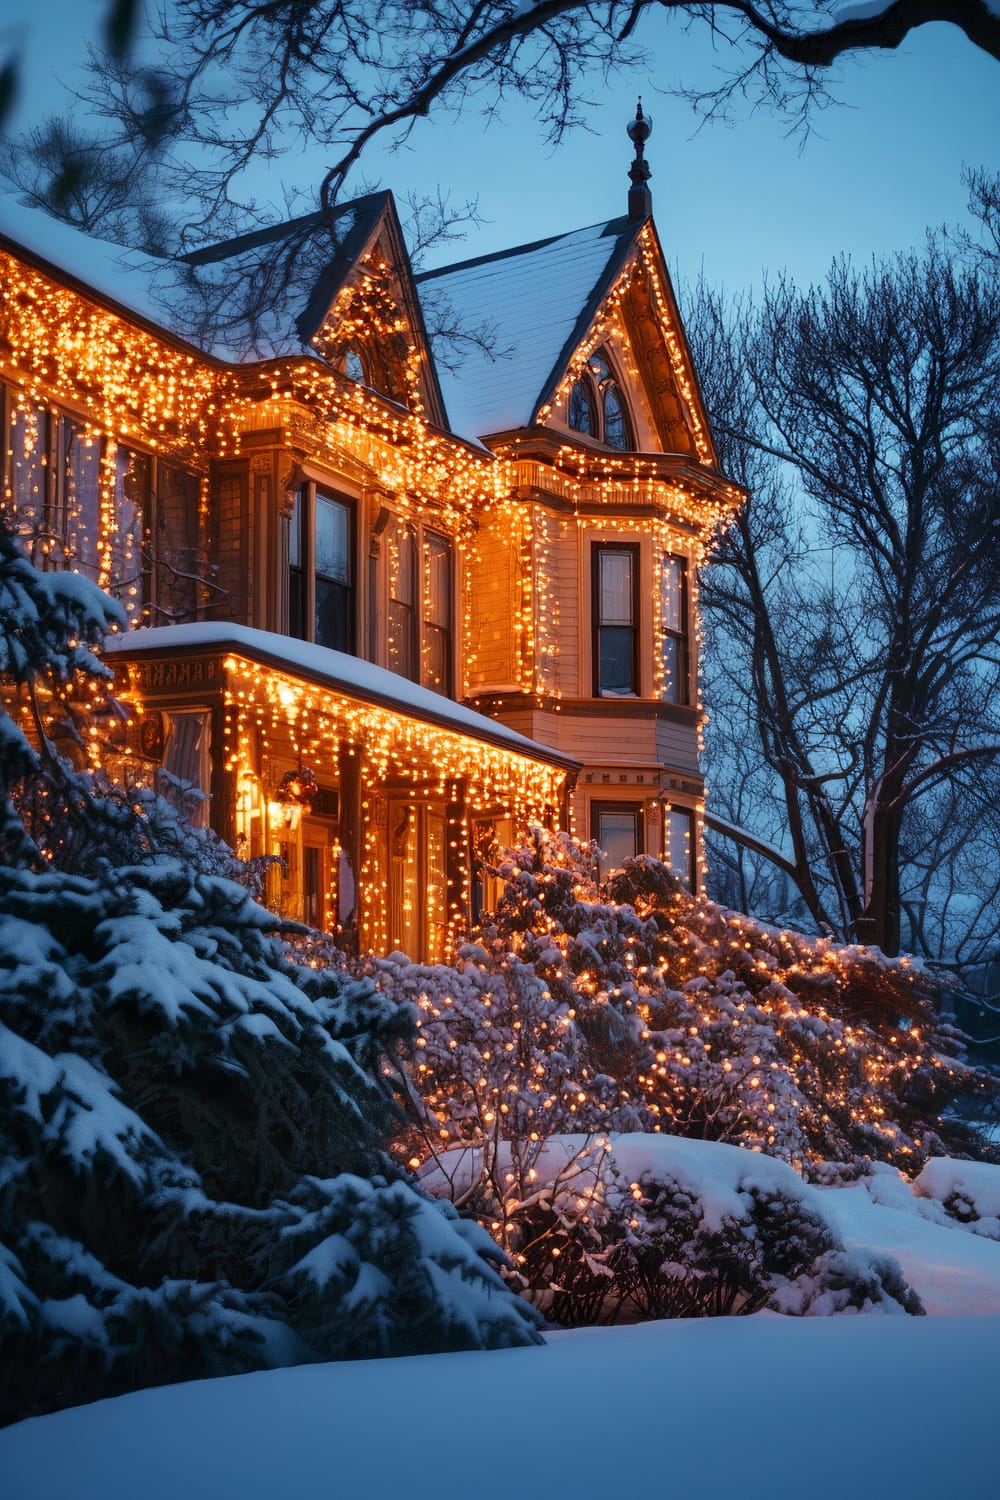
[540, 225, 715, 466]
[418, 216, 716, 466]
[300, 196, 447, 428]
[416, 218, 634, 441]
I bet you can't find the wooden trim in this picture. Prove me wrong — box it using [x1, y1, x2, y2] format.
[467, 690, 702, 727]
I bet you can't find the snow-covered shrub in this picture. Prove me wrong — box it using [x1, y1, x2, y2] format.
[0, 857, 542, 1423]
[371, 830, 987, 1327]
[912, 1158, 1000, 1240]
[420, 1135, 923, 1326]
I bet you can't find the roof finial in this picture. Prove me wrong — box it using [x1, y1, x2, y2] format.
[626, 98, 653, 222]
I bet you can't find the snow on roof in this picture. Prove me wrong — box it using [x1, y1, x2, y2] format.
[0, 193, 177, 334]
[101, 622, 579, 770]
[0, 194, 363, 363]
[417, 216, 637, 441]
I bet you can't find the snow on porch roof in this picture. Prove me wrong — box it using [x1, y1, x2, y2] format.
[102, 623, 580, 772]
[416, 215, 637, 442]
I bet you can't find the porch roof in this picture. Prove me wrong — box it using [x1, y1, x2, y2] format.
[101, 623, 580, 774]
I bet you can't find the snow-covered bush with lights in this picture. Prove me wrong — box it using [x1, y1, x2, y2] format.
[417, 1134, 924, 1325]
[0, 521, 541, 1424]
[372, 829, 993, 1321]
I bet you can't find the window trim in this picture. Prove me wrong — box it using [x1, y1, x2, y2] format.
[592, 541, 640, 698]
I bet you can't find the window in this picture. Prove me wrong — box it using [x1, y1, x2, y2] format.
[661, 553, 690, 705]
[664, 804, 696, 890]
[375, 513, 453, 691]
[288, 485, 355, 653]
[422, 530, 453, 694]
[591, 802, 642, 876]
[569, 348, 634, 450]
[1, 388, 179, 625]
[388, 799, 447, 961]
[387, 520, 418, 680]
[593, 543, 639, 697]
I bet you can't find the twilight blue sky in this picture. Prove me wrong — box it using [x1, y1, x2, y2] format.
[3, 4, 999, 292]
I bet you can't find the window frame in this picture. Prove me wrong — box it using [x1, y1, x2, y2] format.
[592, 541, 640, 698]
[590, 800, 644, 875]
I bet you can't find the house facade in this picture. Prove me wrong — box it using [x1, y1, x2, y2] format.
[0, 126, 741, 957]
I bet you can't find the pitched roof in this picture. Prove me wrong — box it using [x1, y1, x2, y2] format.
[415, 215, 638, 440]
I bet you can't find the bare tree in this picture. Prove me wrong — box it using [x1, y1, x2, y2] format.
[692, 224, 1000, 961]
[5, 2, 1000, 242]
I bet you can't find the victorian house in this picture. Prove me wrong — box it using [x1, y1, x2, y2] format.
[0, 120, 742, 958]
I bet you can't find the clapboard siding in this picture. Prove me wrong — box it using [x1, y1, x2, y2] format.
[466, 517, 521, 692]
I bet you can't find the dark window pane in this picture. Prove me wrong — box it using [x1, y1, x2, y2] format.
[157, 462, 200, 620]
[9, 403, 47, 548]
[603, 385, 630, 450]
[289, 489, 303, 569]
[599, 549, 634, 625]
[665, 807, 694, 889]
[110, 447, 149, 622]
[316, 577, 353, 652]
[662, 554, 685, 633]
[316, 493, 350, 584]
[599, 626, 636, 695]
[289, 567, 307, 640]
[662, 634, 686, 704]
[388, 521, 418, 680]
[569, 380, 594, 435]
[661, 553, 689, 705]
[598, 810, 639, 871]
[422, 531, 452, 693]
[424, 531, 451, 628]
[63, 419, 101, 578]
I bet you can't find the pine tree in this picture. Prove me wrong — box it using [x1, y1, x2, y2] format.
[0, 520, 541, 1423]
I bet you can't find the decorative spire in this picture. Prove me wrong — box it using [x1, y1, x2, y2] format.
[626, 98, 653, 221]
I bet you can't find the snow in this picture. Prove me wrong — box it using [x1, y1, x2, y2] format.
[915, 1157, 1000, 1226]
[101, 621, 578, 768]
[0, 194, 173, 332]
[0, 194, 325, 364]
[2, 1314, 997, 1500]
[422, 1134, 1000, 1316]
[418, 218, 635, 439]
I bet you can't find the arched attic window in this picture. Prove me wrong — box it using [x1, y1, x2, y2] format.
[568, 348, 634, 450]
[340, 347, 367, 383]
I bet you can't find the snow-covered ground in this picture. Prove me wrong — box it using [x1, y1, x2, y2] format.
[4, 1147, 1000, 1499]
[2, 1315, 997, 1500]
